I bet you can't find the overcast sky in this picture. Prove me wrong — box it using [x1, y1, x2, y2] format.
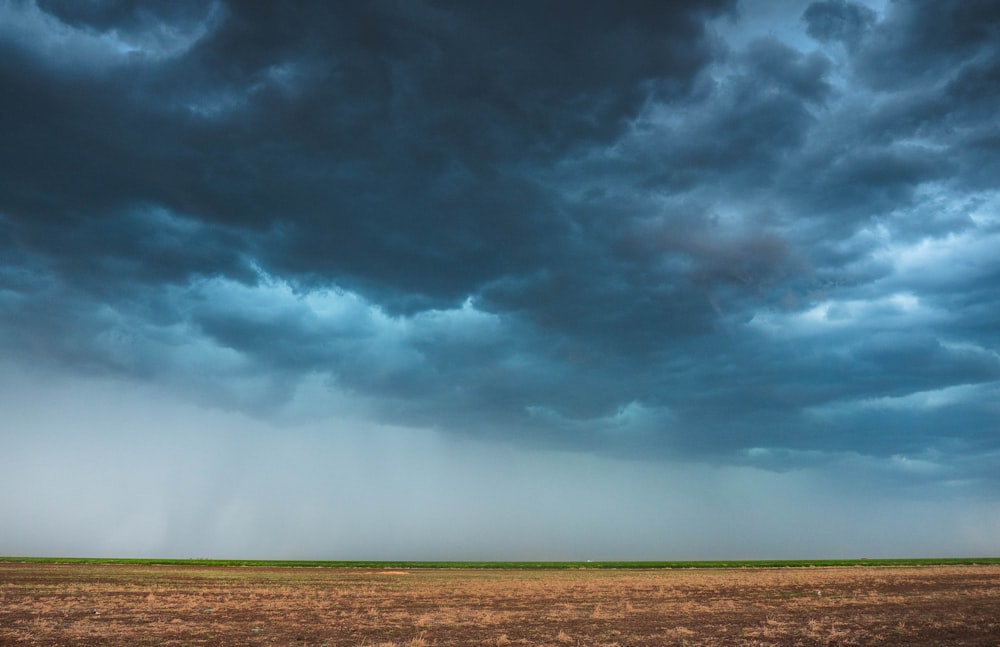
[2, 0, 999, 560]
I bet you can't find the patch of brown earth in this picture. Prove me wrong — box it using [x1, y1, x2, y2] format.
[1, 563, 998, 645]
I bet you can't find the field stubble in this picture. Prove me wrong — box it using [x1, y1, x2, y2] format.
[1, 563, 998, 646]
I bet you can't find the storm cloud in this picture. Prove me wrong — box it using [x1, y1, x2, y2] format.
[1, 0, 999, 558]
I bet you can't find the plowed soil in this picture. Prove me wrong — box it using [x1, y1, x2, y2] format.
[1, 563, 998, 645]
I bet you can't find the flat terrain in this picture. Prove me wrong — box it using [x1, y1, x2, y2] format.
[1, 562, 998, 646]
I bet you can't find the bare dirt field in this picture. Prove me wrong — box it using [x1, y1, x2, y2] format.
[1, 562, 998, 646]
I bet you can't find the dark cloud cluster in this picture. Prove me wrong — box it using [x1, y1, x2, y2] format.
[802, 0, 876, 49]
[1, 0, 999, 491]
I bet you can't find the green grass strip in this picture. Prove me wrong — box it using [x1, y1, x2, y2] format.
[1, 556, 998, 568]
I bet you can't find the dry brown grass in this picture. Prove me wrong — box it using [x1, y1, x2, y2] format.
[0, 563, 998, 645]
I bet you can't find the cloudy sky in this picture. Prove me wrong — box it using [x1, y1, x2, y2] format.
[2, 0, 999, 560]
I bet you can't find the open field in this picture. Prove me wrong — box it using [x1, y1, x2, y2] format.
[2, 562, 999, 646]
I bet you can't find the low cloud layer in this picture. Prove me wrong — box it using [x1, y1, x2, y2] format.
[2, 0, 999, 557]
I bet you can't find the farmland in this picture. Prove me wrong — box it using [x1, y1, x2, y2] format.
[1, 560, 998, 645]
